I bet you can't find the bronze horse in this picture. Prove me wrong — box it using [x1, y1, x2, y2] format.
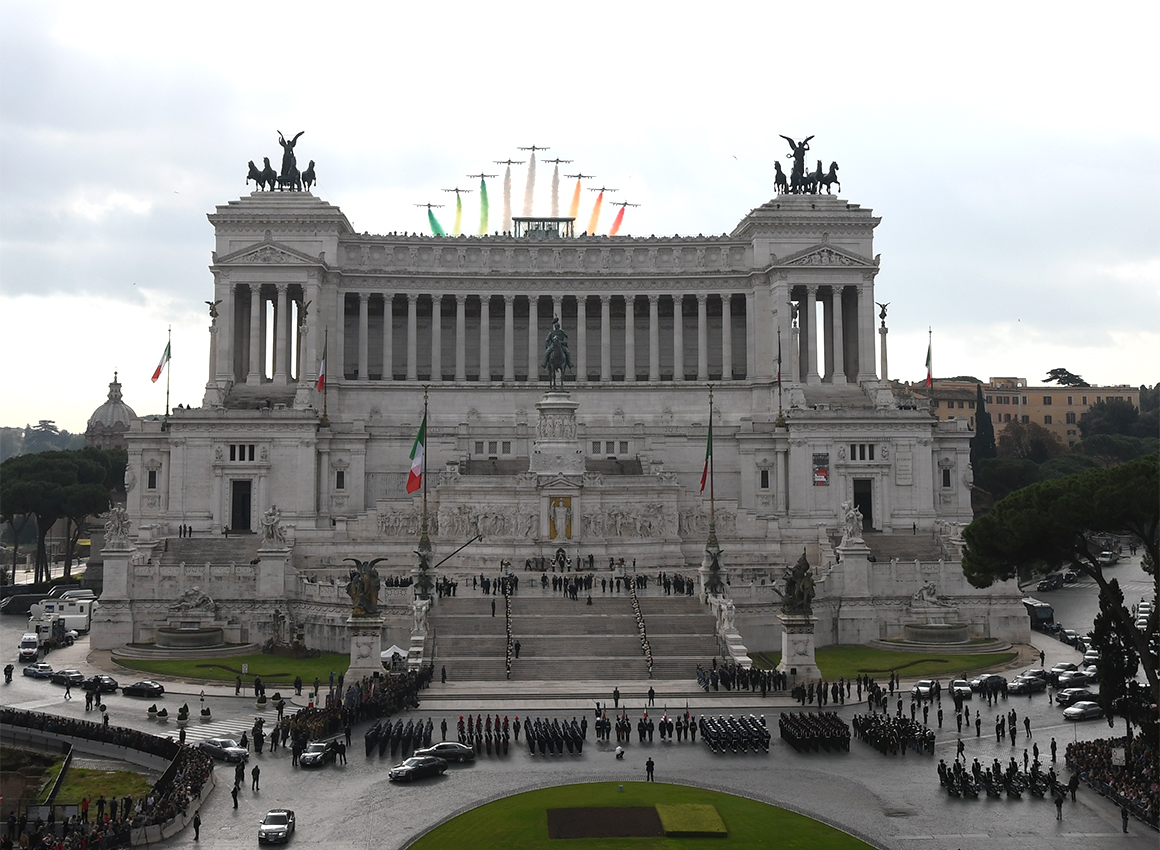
[542, 326, 572, 390]
[817, 162, 840, 194]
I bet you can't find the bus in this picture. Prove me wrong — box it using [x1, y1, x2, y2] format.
[1022, 597, 1055, 632]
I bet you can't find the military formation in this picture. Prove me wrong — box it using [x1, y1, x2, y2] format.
[700, 714, 772, 754]
[778, 711, 851, 753]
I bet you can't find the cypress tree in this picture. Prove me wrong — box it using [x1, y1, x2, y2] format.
[970, 383, 997, 470]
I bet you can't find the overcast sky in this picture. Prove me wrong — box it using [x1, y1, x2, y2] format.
[2, 1, 1157, 434]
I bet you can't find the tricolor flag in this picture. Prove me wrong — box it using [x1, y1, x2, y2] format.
[151, 341, 171, 383]
[924, 338, 933, 388]
[776, 331, 782, 388]
[316, 346, 327, 392]
[406, 415, 427, 494]
[700, 419, 712, 494]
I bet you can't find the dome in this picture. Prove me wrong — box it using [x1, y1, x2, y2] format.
[86, 373, 137, 449]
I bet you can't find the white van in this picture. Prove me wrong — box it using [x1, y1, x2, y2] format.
[18, 632, 40, 662]
[27, 598, 96, 633]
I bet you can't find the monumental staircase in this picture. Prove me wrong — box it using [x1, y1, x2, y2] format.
[861, 531, 945, 563]
[430, 585, 720, 682]
[155, 535, 264, 567]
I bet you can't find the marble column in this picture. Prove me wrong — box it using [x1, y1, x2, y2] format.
[599, 294, 611, 382]
[805, 286, 820, 384]
[552, 295, 563, 327]
[625, 295, 636, 382]
[527, 296, 538, 381]
[479, 295, 491, 381]
[335, 292, 345, 383]
[830, 287, 846, 384]
[406, 294, 418, 381]
[382, 294, 394, 382]
[721, 294, 732, 381]
[247, 284, 262, 385]
[576, 296, 588, 382]
[648, 294, 660, 381]
[455, 294, 466, 382]
[358, 292, 370, 381]
[273, 284, 289, 385]
[673, 294, 684, 381]
[430, 294, 442, 381]
[697, 293, 709, 382]
[503, 294, 515, 381]
[859, 283, 876, 381]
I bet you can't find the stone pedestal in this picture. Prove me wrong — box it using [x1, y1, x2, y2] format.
[777, 613, 820, 684]
[256, 546, 290, 598]
[835, 538, 879, 645]
[346, 616, 386, 680]
[90, 545, 134, 650]
[529, 392, 584, 475]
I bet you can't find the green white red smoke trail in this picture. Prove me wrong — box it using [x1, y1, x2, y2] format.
[568, 179, 582, 221]
[478, 177, 489, 235]
[452, 192, 463, 236]
[522, 152, 537, 217]
[428, 207, 445, 236]
[503, 165, 513, 234]
[550, 163, 560, 217]
[609, 205, 626, 236]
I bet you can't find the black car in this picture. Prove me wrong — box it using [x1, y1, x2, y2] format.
[200, 738, 249, 762]
[388, 755, 447, 782]
[1037, 574, 1064, 591]
[414, 741, 475, 763]
[1008, 675, 1047, 695]
[1055, 688, 1097, 708]
[1020, 668, 1051, 682]
[299, 741, 337, 768]
[968, 673, 1007, 692]
[258, 809, 295, 844]
[121, 680, 165, 698]
[1049, 662, 1079, 684]
[81, 675, 119, 694]
[50, 669, 85, 686]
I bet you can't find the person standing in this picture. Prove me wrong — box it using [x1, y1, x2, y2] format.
[645, 757, 655, 781]
[251, 765, 260, 791]
[231, 785, 238, 809]
[1054, 790, 1064, 820]
[192, 811, 200, 841]
[613, 687, 620, 709]
[1068, 772, 1078, 802]
[1121, 805, 1130, 833]
[441, 666, 447, 684]
[491, 598, 496, 617]
[648, 687, 655, 707]
[1024, 716, 1032, 738]
[1050, 737, 1057, 762]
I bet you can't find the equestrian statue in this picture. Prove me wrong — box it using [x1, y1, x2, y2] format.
[542, 316, 573, 390]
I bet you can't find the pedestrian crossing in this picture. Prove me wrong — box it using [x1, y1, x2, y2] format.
[176, 716, 275, 745]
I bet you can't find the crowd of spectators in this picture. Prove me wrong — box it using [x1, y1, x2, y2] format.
[1066, 735, 1158, 829]
[2, 708, 213, 849]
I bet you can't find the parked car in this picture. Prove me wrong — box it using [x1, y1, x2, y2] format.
[1063, 701, 1104, 721]
[1020, 668, 1051, 683]
[1058, 629, 1083, 647]
[50, 668, 85, 686]
[950, 679, 973, 699]
[1008, 676, 1047, 695]
[121, 681, 165, 698]
[1080, 665, 1099, 683]
[1062, 569, 1079, 583]
[969, 674, 1007, 692]
[258, 809, 295, 844]
[201, 738, 249, 762]
[299, 741, 337, 768]
[1049, 662, 1079, 684]
[1082, 649, 1100, 665]
[81, 675, 119, 694]
[388, 755, 447, 782]
[1056, 688, 1097, 708]
[1056, 670, 1093, 688]
[414, 741, 475, 763]
[1097, 551, 1119, 566]
[910, 679, 936, 699]
[1037, 574, 1064, 592]
[23, 662, 54, 679]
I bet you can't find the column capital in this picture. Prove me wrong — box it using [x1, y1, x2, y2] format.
[358, 291, 369, 303]
[503, 293, 516, 305]
[456, 293, 467, 304]
[599, 293, 612, 305]
[406, 292, 419, 304]
[276, 282, 288, 294]
[696, 292, 708, 304]
[648, 293, 660, 305]
[249, 282, 261, 293]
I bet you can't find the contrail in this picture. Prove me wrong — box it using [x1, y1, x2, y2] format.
[427, 208, 445, 236]
[452, 193, 463, 236]
[522, 152, 536, 217]
[568, 179, 582, 221]
[587, 190, 605, 236]
[551, 163, 560, 217]
[609, 205, 627, 236]
[478, 178, 489, 235]
[503, 166, 513, 234]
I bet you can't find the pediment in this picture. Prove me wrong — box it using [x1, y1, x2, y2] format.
[537, 472, 584, 490]
[774, 244, 878, 268]
[216, 241, 326, 267]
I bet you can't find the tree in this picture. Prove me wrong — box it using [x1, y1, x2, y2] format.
[1088, 578, 1152, 737]
[21, 420, 83, 454]
[1044, 368, 1090, 387]
[1079, 398, 1139, 439]
[962, 454, 1159, 701]
[0, 450, 117, 582]
[970, 383, 996, 473]
[1139, 383, 1159, 413]
[996, 419, 1065, 463]
[973, 458, 1041, 503]
[1073, 433, 1158, 468]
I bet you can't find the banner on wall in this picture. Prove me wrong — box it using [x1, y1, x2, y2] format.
[812, 453, 830, 486]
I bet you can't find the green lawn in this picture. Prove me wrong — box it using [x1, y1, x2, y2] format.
[409, 782, 874, 850]
[750, 646, 1015, 680]
[54, 768, 154, 806]
[112, 652, 350, 688]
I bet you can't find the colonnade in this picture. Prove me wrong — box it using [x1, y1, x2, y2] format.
[791, 283, 870, 384]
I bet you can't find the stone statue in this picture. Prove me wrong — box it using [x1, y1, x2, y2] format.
[876, 301, 890, 324]
[542, 316, 572, 390]
[780, 552, 816, 615]
[841, 500, 864, 544]
[278, 131, 304, 186]
[551, 499, 571, 539]
[103, 505, 131, 546]
[721, 599, 736, 631]
[169, 585, 216, 614]
[261, 505, 287, 546]
[912, 582, 951, 608]
[411, 598, 430, 633]
[780, 134, 814, 192]
[205, 300, 221, 321]
[344, 557, 386, 617]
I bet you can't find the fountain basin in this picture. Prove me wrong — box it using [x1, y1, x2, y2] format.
[902, 622, 969, 644]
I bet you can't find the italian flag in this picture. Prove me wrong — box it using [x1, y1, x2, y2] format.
[406, 416, 426, 494]
[700, 419, 712, 494]
[151, 341, 171, 383]
[924, 338, 933, 388]
[315, 346, 326, 392]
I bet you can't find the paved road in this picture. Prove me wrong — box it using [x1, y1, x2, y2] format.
[2, 580, 1152, 849]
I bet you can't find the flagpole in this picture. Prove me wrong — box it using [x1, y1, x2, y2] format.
[776, 327, 785, 427]
[421, 386, 429, 527]
[708, 384, 715, 524]
[320, 328, 329, 427]
[417, 386, 432, 601]
[164, 326, 171, 421]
